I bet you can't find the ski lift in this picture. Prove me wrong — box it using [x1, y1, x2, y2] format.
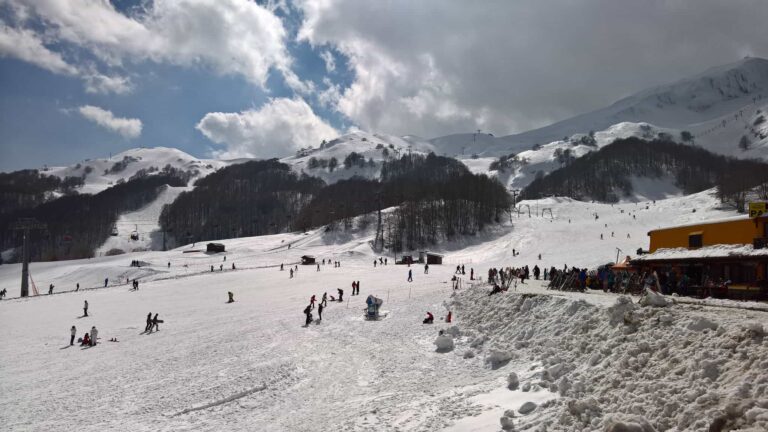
[130, 224, 139, 241]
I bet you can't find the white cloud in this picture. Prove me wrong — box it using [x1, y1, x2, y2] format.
[296, 0, 768, 138]
[11, 0, 297, 89]
[83, 71, 133, 95]
[197, 97, 338, 159]
[320, 50, 335, 72]
[0, 24, 78, 76]
[78, 105, 142, 139]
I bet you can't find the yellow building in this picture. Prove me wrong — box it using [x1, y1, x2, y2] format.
[633, 214, 768, 300]
[648, 215, 768, 252]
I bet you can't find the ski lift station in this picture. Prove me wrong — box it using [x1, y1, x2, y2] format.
[206, 243, 226, 253]
[301, 255, 316, 265]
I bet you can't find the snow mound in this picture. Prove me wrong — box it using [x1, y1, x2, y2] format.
[638, 288, 671, 307]
[434, 334, 454, 352]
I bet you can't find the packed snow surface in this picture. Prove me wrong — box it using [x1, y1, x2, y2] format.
[1, 189, 766, 431]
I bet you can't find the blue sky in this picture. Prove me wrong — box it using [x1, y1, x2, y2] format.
[1, 0, 766, 172]
[0, 1, 354, 170]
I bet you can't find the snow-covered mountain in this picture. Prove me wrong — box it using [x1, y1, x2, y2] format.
[279, 131, 436, 183]
[45, 147, 229, 195]
[431, 57, 768, 158]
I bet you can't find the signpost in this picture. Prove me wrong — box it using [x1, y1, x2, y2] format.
[749, 202, 766, 218]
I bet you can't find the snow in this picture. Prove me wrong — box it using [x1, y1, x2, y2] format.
[1, 189, 766, 431]
[635, 243, 768, 261]
[44, 147, 228, 195]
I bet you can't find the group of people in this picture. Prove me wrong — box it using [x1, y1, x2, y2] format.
[303, 289, 344, 326]
[71, 325, 99, 347]
[144, 313, 162, 333]
[373, 257, 388, 267]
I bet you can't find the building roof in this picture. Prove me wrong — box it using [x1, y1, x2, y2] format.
[633, 244, 768, 262]
[647, 214, 767, 234]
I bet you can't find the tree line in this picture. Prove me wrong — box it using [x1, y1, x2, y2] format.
[520, 137, 768, 209]
[0, 174, 187, 262]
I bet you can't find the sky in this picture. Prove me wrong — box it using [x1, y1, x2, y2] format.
[0, 0, 767, 172]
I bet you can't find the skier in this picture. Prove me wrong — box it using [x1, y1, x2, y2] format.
[408, 269, 413, 282]
[219, 264, 223, 271]
[280, 263, 284, 271]
[81, 333, 90, 346]
[351, 281, 356, 296]
[317, 264, 320, 272]
[374, 260, 377, 268]
[290, 268, 294, 278]
[385, 258, 388, 265]
[337, 288, 344, 302]
[422, 312, 434, 324]
[455, 265, 461, 274]
[317, 302, 324, 322]
[232, 263, 236, 270]
[145, 312, 152, 332]
[424, 263, 429, 274]
[461, 265, 465, 275]
[303, 304, 313, 326]
[356, 281, 361, 295]
[104, 278, 108, 288]
[168, 262, 171, 268]
[75, 283, 79, 292]
[321, 292, 328, 307]
[83, 300, 89, 317]
[90, 326, 98, 346]
[0, 288, 6, 299]
[470, 268, 474, 280]
[228, 292, 234, 303]
[310, 295, 316, 309]
[533, 265, 540, 280]
[70, 325, 76, 346]
[49, 283, 54, 295]
[151, 313, 161, 332]
[211, 265, 214, 272]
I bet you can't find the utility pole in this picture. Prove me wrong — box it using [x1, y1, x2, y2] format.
[11, 218, 47, 297]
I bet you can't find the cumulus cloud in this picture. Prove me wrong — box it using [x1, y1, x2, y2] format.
[297, 0, 768, 138]
[78, 105, 142, 139]
[8, 0, 301, 90]
[0, 24, 78, 75]
[197, 97, 338, 159]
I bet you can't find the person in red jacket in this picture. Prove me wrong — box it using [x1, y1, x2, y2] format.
[81, 333, 91, 346]
[422, 312, 434, 324]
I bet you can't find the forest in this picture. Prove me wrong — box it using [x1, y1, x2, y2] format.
[0, 174, 187, 262]
[520, 137, 768, 208]
[159, 160, 325, 247]
[296, 153, 511, 252]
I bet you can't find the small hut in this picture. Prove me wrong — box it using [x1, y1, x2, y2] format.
[426, 252, 443, 265]
[301, 255, 316, 265]
[207, 243, 225, 253]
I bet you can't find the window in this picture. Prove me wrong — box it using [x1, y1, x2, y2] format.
[689, 233, 702, 248]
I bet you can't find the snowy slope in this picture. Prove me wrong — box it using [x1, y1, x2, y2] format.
[432, 57, 768, 159]
[1, 189, 764, 431]
[45, 147, 229, 195]
[95, 185, 190, 255]
[279, 131, 436, 183]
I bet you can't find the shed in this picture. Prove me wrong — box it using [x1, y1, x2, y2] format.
[301, 255, 316, 265]
[425, 252, 443, 265]
[207, 243, 225, 253]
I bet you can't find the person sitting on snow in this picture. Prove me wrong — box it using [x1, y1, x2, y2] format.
[423, 312, 434, 324]
[489, 283, 503, 296]
[81, 333, 91, 346]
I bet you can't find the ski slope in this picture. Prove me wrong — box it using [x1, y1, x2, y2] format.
[0, 190, 765, 431]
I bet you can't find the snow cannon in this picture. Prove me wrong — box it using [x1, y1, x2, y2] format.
[365, 295, 385, 320]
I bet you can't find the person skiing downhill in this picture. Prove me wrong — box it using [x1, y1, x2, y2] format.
[70, 325, 76, 346]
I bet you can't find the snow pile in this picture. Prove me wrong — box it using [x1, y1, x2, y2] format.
[450, 288, 768, 431]
[638, 288, 671, 307]
[434, 333, 455, 352]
